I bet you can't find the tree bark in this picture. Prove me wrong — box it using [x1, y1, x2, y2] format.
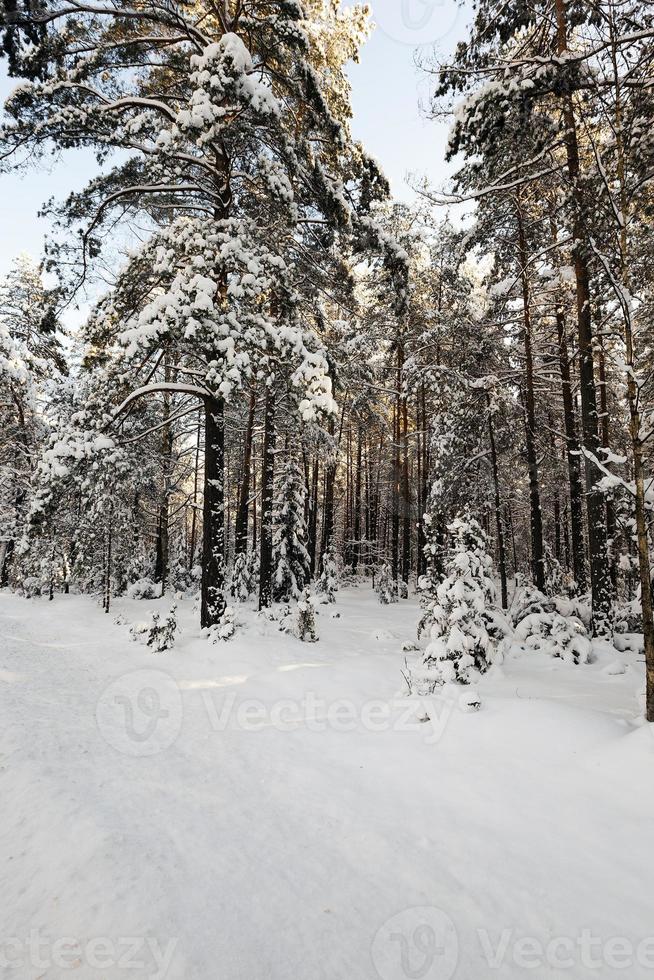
[258, 390, 276, 609]
[516, 199, 545, 591]
[234, 389, 256, 558]
[201, 396, 226, 628]
[554, 0, 612, 632]
[487, 393, 508, 608]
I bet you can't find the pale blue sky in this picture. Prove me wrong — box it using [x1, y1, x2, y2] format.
[0, 0, 469, 287]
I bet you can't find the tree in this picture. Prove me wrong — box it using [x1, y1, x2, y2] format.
[0, 254, 64, 586]
[272, 451, 311, 602]
[417, 513, 497, 688]
[1, 0, 387, 625]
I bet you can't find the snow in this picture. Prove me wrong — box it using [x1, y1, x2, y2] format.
[1, 586, 653, 978]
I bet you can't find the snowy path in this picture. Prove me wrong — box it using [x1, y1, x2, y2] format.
[1, 588, 653, 979]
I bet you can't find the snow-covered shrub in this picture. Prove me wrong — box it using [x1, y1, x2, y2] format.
[509, 579, 555, 625]
[613, 597, 642, 634]
[514, 612, 590, 665]
[543, 547, 567, 597]
[398, 579, 409, 599]
[147, 605, 178, 652]
[208, 605, 236, 642]
[316, 541, 339, 603]
[129, 621, 149, 641]
[296, 588, 318, 642]
[375, 563, 397, 604]
[230, 552, 255, 602]
[20, 574, 44, 598]
[552, 593, 592, 630]
[127, 577, 160, 601]
[414, 514, 499, 689]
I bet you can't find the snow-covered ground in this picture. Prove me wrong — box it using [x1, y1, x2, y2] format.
[1, 586, 653, 979]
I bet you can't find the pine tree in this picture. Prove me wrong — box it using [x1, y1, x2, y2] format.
[375, 563, 397, 605]
[316, 540, 339, 603]
[0, 255, 64, 586]
[416, 514, 497, 688]
[1, 0, 388, 628]
[272, 454, 311, 603]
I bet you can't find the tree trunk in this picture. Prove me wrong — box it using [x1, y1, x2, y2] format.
[487, 393, 508, 608]
[201, 396, 226, 628]
[188, 413, 201, 571]
[554, 0, 612, 633]
[308, 457, 319, 577]
[258, 390, 276, 609]
[401, 387, 411, 587]
[516, 200, 545, 591]
[235, 389, 256, 558]
[554, 299, 587, 589]
[597, 338, 617, 590]
[353, 427, 362, 573]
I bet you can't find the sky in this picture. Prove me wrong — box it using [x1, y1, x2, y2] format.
[0, 0, 471, 287]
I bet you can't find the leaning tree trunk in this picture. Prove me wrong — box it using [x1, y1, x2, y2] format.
[258, 390, 276, 610]
[201, 396, 226, 628]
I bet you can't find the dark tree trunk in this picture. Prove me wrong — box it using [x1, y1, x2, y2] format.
[487, 393, 508, 609]
[258, 390, 276, 609]
[554, 302, 586, 588]
[188, 413, 201, 571]
[516, 201, 545, 591]
[554, 0, 612, 633]
[201, 397, 226, 628]
[235, 390, 256, 558]
[320, 418, 337, 568]
[308, 457, 319, 577]
[597, 338, 617, 590]
[353, 427, 362, 573]
[0, 537, 14, 588]
[401, 388, 411, 587]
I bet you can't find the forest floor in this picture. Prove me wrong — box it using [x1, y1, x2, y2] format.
[1, 585, 653, 979]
